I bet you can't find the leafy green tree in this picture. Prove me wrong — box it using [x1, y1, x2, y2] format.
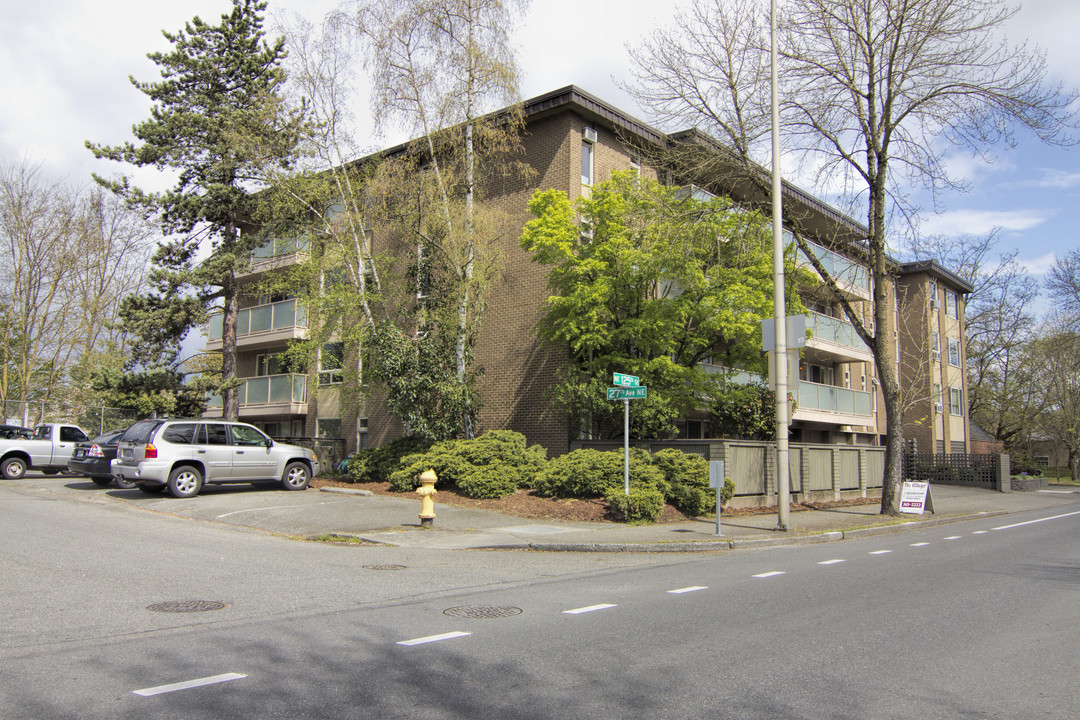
[521, 172, 809, 439]
[86, 0, 303, 420]
[709, 381, 786, 440]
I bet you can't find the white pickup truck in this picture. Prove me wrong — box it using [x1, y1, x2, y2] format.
[0, 423, 90, 479]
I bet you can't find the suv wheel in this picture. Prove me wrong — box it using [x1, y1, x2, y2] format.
[281, 461, 310, 491]
[168, 466, 203, 498]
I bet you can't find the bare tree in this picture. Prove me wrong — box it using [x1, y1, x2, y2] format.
[628, 0, 1076, 514]
[1029, 319, 1080, 480]
[1046, 249, 1080, 326]
[0, 159, 155, 425]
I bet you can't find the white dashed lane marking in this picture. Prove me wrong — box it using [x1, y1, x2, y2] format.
[563, 604, 617, 614]
[911, 542, 930, 546]
[752, 571, 786, 578]
[667, 586, 708, 594]
[944, 536, 962, 540]
[993, 510, 1080, 531]
[397, 631, 471, 646]
[972, 530, 988, 534]
[818, 559, 845, 565]
[133, 673, 247, 697]
[869, 550, 892, 555]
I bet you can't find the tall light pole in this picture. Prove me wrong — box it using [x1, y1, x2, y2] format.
[771, 0, 791, 531]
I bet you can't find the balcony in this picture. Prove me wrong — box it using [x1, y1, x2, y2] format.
[240, 236, 310, 278]
[804, 311, 873, 364]
[794, 380, 875, 427]
[205, 298, 307, 351]
[204, 373, 308, 418]
[796, 237, 871, 300]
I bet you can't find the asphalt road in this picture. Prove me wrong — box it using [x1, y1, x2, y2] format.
[2, 476, 1078, 718]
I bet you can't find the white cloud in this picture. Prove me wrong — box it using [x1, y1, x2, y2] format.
[1017, 252, 1058, 276]
[919, 208, 1049, 237]
[1021, 169, 1080, 189]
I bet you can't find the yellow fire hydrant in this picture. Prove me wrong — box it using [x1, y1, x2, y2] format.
[416, 468, 438, 528]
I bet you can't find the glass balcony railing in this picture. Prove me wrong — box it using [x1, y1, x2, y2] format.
[806, 311, 870, 353]
[794, 234, 870, 293]
[796, 380, 873, 416]
[252, 235, 310, 261]
[207, 299, 307, 341]
[206, 373, 307, 409]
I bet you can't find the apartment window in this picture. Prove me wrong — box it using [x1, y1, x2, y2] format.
[934, 383, 943, 414]
[929, 279, 938, 308]
[319, 342, 344, 385]
[581, 128, 595, 186]
[945, 290, 957, 318]
[932, 331, 940, 361]
[949, 386, 963, 416]
[317, 418, 342, 439]
[629, 155, 641, 176]
[947, 337, 961, 367]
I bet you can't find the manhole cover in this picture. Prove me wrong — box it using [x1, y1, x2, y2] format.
[146, 600, 227, 613]
[443, 605, 523, 619]
[362, 564, 407, 571]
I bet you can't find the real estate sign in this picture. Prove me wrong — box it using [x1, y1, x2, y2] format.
[900, 481, 931, 515]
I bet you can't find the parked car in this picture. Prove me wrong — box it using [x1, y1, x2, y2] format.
[0, 423, 89, 479]
[111, 419, 320, 498]
[0, 425, 34, 440]
[68, 428, 136, 489]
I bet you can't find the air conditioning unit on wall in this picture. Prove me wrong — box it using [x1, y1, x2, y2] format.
[583, 126, 598, 144]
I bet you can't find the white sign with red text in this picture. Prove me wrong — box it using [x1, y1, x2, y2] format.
[900, 481, 930, 515]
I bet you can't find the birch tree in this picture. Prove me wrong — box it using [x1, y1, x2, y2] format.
[628, 0, 1077, 514]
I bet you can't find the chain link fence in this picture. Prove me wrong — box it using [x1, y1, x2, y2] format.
[2, 401, 142, 437]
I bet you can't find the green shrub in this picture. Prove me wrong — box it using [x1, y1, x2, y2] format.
[385, 431, 547, 499]
[534, 448, 663, 498]
[348, 435, 432, 484]
[606, 485, 665, 523]
[650, 449, 714, 516]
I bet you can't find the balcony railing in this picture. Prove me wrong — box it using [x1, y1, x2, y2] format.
[207, 299, 307, 341]
[796, 380, 873, 416]
[253, 236, 309, 261]
[806, 311, 870, 353]
[796, 237, 870, 294]
[206, 373, 307, 410]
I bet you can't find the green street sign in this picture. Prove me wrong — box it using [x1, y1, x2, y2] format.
[607, 386, 648, 400]
[613, 372, 640, 387]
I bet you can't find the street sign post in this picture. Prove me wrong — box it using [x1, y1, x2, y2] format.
[609, 374, 647, 496]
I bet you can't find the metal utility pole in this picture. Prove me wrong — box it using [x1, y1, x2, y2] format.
[771, 0, 790, 531]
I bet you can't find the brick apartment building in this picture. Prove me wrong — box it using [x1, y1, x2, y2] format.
[204, 86, 971, 460]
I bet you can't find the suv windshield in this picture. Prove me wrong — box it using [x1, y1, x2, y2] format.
[120, 419, 165, 444]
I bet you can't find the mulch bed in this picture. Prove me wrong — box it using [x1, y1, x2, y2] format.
[310, 477, 880, 524]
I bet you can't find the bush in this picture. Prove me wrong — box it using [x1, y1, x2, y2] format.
[606, 485, 665, 523]
[348, 435, 432, 484]
[534, 448, 663, 498]
[386, 430, 548, 499]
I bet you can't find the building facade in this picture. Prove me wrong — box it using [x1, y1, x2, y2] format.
[202, 86, 970, 460]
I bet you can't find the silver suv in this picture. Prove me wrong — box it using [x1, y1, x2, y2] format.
[112, 419, 320, 498]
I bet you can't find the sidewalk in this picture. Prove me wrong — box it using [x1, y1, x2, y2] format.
[313, 483, 1080, 551]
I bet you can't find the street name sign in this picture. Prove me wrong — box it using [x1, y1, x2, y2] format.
[607, 386, 647, 400]
[612, 373, 640, 387]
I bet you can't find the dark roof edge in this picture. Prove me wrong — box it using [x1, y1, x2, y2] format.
[898, 260, 975, 294]
[522, 85, 669, 147]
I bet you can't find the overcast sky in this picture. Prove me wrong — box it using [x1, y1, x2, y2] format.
[2, 0, 1077, 281]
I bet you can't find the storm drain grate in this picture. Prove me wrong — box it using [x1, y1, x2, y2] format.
[362, 564, 407, 571]
[146, 600, 227, 613]
[443, 605, 523, 619]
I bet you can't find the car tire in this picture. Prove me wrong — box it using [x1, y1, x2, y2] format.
[91, 476, 113, 486]
[167, 466, 203, 498]
[137, 483, 167, 495]
[2, 457, 27, 480]
[42, 468, 59, 476]
[114, 476, 137, 489]
[281, 461, 310, 491]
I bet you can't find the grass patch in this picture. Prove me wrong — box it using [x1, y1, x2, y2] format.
[309, 533, 378, 545]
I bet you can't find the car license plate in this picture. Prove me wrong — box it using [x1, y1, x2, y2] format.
[74, 449, 85, 458]
[121, 448, 133, 459]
